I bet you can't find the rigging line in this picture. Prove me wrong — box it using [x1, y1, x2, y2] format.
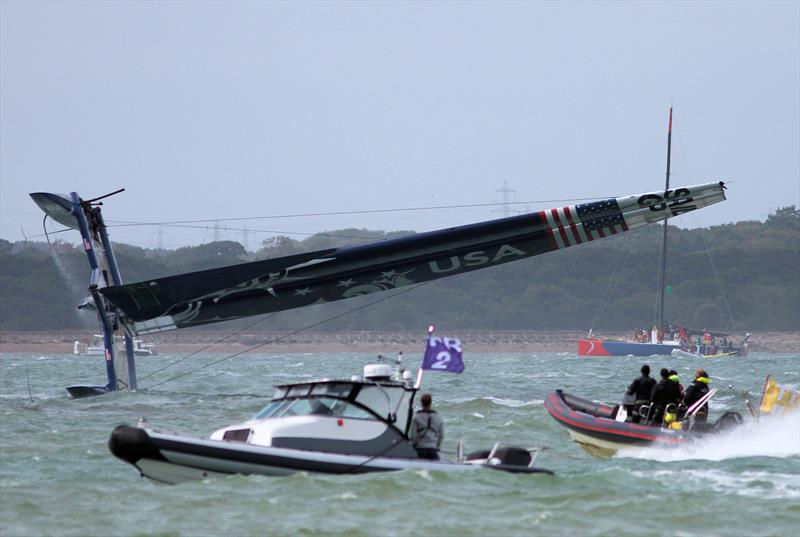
[22, 224, 390, 243]
[697, 230, 737, 331]
[653, 222, 667, 327]
[95, 195, 607, 227]
[23, 195, 619, 241]
[587, 231, 633, 335]
[137, 313, 279, 382]
[41, 214, 53, 249]
[147, 282, 431, 390]
[25, 226, 72, 239]
[106, 222, 393, 241]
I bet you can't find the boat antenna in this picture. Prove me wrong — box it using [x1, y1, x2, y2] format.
[656, 106, 673, 338]
[83, 188, 126, 206]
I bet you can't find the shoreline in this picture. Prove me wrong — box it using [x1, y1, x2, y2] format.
[1, 330, 797, 354]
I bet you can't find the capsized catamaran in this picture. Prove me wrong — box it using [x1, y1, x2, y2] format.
[31, 180, 727, 397]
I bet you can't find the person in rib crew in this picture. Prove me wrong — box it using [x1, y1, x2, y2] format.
[626, 364, 656, 423]
[410, 393, 444, 460]
[683, 369, 712, 423]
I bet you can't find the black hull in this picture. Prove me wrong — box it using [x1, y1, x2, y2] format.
[66, 384, 109, 399]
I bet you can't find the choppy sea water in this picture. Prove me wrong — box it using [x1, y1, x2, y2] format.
[1, 351, 798, 537]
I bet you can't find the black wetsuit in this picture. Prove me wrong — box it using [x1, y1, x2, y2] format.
[683, 379, 711, 422]
[626, 374, 656, 423]
[650, 379, 681, 424]
[627, 374, 657, 401]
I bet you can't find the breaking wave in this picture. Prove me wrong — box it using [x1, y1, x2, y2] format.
[616, 411, 800, 462]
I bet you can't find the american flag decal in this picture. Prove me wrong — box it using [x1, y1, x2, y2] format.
[539, 199, 628, 250]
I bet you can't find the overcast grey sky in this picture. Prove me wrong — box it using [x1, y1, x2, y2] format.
[2, 1, 798, 249]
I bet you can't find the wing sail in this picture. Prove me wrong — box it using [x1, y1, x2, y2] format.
[101, 181, 727, 334]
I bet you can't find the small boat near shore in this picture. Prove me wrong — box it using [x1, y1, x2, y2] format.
[73, 335, 159, 356]
[109, 360, 554, 483]
[544, 389, 743, 457]
[671, 348, 737, 359]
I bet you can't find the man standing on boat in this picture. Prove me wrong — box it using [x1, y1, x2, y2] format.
[650, 368, 682, 424]
[626, 365, 656, 423]
[683, 370, 711, 422]
[411, 393, 444, 460]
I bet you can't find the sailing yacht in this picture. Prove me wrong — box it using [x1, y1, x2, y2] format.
[578, 108, 739, 357]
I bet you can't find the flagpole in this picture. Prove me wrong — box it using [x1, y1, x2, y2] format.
[415, 325, 435, 389]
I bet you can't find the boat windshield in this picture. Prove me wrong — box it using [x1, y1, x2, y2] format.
[253, 399, 292, 420]
[286, 384, 311, 397]
[252, 397, 372, 420]
[310, 383, 353, 398]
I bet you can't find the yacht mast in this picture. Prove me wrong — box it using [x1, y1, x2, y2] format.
[657, 107, 673, 336]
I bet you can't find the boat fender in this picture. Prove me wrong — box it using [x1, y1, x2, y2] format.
[108, 425, 166, 465]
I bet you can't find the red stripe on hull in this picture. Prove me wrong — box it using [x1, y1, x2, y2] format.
[577, 339, 611, 356]
[539, 211, 558, 250]
[569, 224, 582, 244]
[563, 206, 575, 224]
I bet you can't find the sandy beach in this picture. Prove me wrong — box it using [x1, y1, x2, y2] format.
[1, 330, 797, 354]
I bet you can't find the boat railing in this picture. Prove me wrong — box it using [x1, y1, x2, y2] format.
[638, 403, 654, 424]
[682, 388, 718, 431]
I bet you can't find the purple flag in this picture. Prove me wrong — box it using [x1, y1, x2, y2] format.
[421, 335, 464, 373]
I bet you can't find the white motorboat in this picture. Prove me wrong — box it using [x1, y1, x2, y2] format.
[109, 360, 553, 484]
[74, 335, 158, 356]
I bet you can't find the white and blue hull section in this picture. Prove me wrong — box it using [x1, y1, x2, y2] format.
[109, 426, 553, 484]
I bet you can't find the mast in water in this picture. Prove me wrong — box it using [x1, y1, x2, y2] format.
[656, 106, 673, 337]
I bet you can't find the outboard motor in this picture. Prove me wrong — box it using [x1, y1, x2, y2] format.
[713, 411, 744, 432]
[463, 444, 555, 474]
[466, 447, 533, 467]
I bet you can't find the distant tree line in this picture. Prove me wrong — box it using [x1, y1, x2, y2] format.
[1, 206, 798, 333]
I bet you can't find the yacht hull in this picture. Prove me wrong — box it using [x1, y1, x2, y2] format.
[578, 339, 679, 356]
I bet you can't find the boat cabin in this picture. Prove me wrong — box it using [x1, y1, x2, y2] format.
[209, 363, 420, 458]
